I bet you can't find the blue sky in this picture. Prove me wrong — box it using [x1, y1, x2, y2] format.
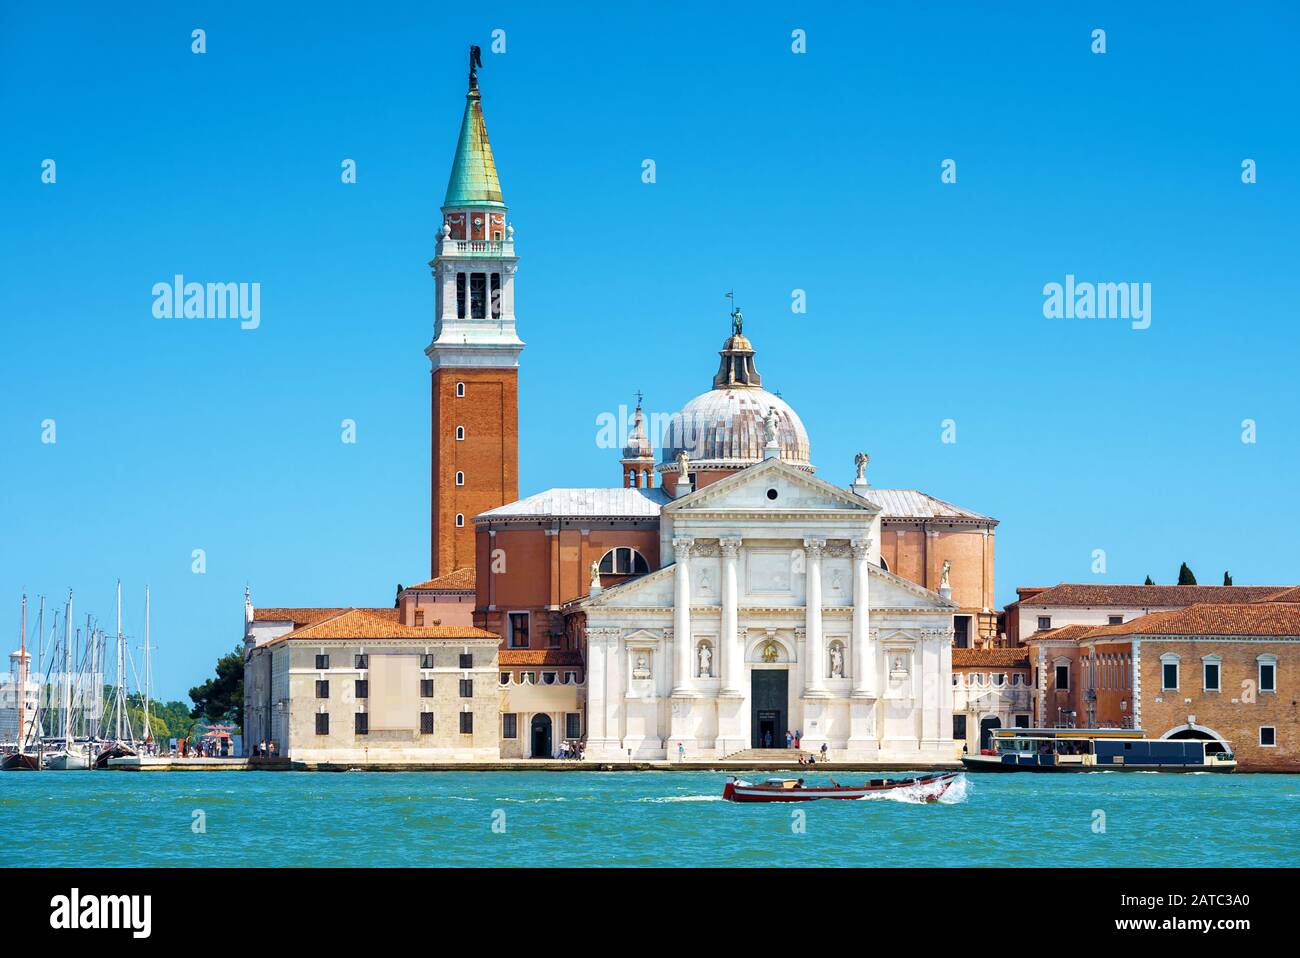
[3, 2, 1297, 700]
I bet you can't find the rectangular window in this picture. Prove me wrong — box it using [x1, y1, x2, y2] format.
[952, 715, 967, 740]
[490, 272, 501, 318]
[459, 712, 474, 734]
[420, 679, 434, 697]
[315, 680, 329, 699]
[315, 713, 329, 735]
[355, 679, 369, 699]
[1203, 661, 1221, 692]
[459, 653, 473, 669]
[354, 713, 368, 735]
[1054, 665, 1069, 691]
[315, 654, 329, 670]
[421, 653, 435, 669]
[1015, 714, 1031, 728]
[1162, 662, 1179, 691]
[509, 612, 529, 648]
[1260, 726, 1276, 747]
[414, 610, 425, 626]
[502, 713, 517, 739]
[470, 272, 487, 318]
[459, 679, 473, 698]
[1037, 616, 1052, 631]
[456, 272, 466, 319]
[953, 616, 970, 649]
[420, 712, 434, 735]
[354, 653, 368, 669]
[1108, 615, 1124, 626]
[1259, 662, 1276, 693]
[565, 713, 581, 739]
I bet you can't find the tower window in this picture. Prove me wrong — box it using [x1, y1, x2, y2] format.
[456, 381, 465, 397]
[456, 426, 465, 441]
[456, 273, 466, 319]
[470, 272, 487, 319]
[455, 513, 465, 527]
[490, 273, 501, 319]
[598, 547, 650, 575]
[456, 471, 465, 486]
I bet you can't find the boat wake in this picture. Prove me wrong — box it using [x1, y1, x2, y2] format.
[636, 795, 724, 803]
[857, 773, 969, 805]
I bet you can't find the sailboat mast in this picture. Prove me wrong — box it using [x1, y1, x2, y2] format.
[17, 594, 26, 752]
[115, 579, 124, 742]
[63, 590, 73, 745]
[143, 585, 152, 743]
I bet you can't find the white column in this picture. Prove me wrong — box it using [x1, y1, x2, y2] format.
[586, 627, 608, 750]
[939, 629, 954, 746]
[671, 537, 693, 694]
[803, 538, 826, 695]
[850, 537, 874, 698]
[720, 537, 741, 695]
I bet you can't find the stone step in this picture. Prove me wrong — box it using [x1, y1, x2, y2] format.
[722, 748, 812, 762]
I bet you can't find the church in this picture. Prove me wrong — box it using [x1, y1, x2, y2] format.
[243, 58, 1000, 765]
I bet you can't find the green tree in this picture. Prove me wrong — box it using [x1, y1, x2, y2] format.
[394, 583, 404, 608]
[189, 645, 245, 730]
[1177, 562, 1197, 586]
[1223, 570, 1233, 586]
[1144, 575, 1154, 585]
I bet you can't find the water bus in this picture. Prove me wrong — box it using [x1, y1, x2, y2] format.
[961, 727, 1235, 772]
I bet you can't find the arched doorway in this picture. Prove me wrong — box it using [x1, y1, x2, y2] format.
[530, 714, 553, 758]
[979, 716, 1002, 751]
[1163, 724, 1230, 754]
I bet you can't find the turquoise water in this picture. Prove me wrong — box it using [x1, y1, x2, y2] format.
[2, 770, 1296, 867]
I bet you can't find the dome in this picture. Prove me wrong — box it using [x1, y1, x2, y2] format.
[660, 387, 812, 470]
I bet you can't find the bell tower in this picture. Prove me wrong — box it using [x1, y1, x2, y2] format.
[426, 48, 523, 578]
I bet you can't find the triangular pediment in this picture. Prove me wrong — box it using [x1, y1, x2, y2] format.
[665, 458, 879, 516]
[867, 564, 959, 610]
[576, 563, 675, 610]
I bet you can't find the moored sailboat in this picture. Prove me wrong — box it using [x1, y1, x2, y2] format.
[1, 594, 40, 771]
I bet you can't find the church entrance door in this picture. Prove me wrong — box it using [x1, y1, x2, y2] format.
[531, 714, 553, 758]
[979, 717, 1001, 751]
[751, 670, 788, 748]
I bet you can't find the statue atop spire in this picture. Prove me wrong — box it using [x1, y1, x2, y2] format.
[468, 44, 483, 91]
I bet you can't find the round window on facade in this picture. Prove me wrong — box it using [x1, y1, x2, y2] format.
[766, 488, 778, 500]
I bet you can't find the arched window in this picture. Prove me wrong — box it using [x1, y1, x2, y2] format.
[455, 471, 465, 486]
[455, 513, 465, 527]
[879, 556, 890, 572]
[598, 547, 649, 576]
[456, 382, 466, 397]
[455, 426, 465, 441]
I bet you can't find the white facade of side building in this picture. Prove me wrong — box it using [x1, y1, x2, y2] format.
[579, 457, 959, 763]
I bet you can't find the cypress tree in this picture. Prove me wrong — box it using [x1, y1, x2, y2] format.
[1144, 575, 1154, 585]
[1223, 571, 1233, 586]
[1177, 563, 1197, 586]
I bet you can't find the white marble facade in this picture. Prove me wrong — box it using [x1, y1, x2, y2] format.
[580, 457, 958, 763]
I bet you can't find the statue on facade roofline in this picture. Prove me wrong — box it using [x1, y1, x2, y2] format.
[763, 407, 778, 445]
[940, 559, 952, 591]
[854, 451, 869, 482]
[676, 450, 690, 477]
[590, 560, 601, 586]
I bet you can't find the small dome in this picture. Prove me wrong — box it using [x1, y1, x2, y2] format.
[660, 387, 812, 470]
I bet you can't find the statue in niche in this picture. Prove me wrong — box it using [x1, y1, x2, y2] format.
[761, 641, 780, 663]
[829, 644, 844, 678]
[632, 654, 651, 680]
[890, 654, 909, 678]
[940, 559, 952, 591]
[697, 642, 712, 677]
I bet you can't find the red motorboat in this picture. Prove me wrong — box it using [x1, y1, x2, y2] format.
[723, 772, 960, 803]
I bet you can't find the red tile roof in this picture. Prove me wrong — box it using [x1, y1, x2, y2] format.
[254, 607, 399, 626]
[404, 568, 476, 593]
[264, 608, 497, 646]
[1025, 624, 1097, 644]
[1256, 586, 1300, 603]
[1080, 602, 1300, 639]
[1019, 584, 1285, 608]
[952, 648, 1030, 668]
[499, 650, 584, 666]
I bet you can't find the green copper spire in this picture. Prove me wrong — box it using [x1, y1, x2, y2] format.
[443, 87, 505, 209]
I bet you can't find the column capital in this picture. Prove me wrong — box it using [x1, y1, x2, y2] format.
[803, 537, 826, 558]
[719, 536, 742, 557]
[850, 536, 873, 559]
[672, 536, 694, 562]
